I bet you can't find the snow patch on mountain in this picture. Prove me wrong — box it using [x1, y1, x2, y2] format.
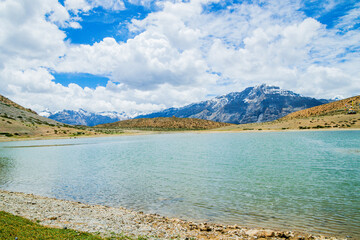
[41, 109, 137, 126]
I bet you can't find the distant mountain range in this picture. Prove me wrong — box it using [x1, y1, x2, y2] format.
[39, 84, 331, 126]
[136, 84, 331, 124]
[40, 109, 134, 127]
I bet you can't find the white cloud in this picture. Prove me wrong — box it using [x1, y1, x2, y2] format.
[0, 0, 67, 70]
[65, 0, 92, 13]
[91, 0, 126, 11]
[0, 0, 359, 114]
[298, 65, 359, 98]
[55, 30, 212, 90]
[335, 2, 360, 30]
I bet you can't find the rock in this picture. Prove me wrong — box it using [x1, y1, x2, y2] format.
[245, 229, 260, 236]
[200, 226, 212, 232]
[258, 230, 275, 238]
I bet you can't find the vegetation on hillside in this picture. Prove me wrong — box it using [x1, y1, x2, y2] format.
[0, 94, 37, 114]
[0, 95, 103, 140]
[0, 114, 100, 140]
[281, 95, 360, 120]
[96, 117, 233, 130]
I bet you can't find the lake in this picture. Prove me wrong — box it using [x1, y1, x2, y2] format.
[0, 131, 359, 238]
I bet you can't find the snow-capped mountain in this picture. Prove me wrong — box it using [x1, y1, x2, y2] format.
[39, 109, 134, 126]
[136, 84, 330, 124]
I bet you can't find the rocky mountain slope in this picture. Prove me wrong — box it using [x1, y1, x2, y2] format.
[41, 109, 132, 126]
[136, 84, 330, 124]
[0, 96, 63, 127]
[96, 117, 233, 130]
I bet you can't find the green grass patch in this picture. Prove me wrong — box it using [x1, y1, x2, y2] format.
[0, 211, 103, 239]
[0, 211, 147, 240]
[0, 132, 13, 137]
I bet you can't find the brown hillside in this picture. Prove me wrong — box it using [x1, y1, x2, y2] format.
[96, 117, 233, 130]
[0, 94, 102, 140]
[281, 95, 360, 120]
[0, 94, 37, 114]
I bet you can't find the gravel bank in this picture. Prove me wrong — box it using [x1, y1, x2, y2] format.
[0, 190, 344, 240]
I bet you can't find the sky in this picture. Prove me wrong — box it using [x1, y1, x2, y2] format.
[0, 0, 359, 114]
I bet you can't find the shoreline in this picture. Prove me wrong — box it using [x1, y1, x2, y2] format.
[1, 127, 359, 143]
[0, 190, 346, 239]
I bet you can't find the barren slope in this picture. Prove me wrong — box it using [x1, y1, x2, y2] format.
[96, 117, 233, 130]
[281, 95, 360, 120]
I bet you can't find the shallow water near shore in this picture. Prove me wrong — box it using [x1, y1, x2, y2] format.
[0, 131, 359, 238]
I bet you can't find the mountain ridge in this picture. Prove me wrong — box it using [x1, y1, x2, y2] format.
[136, 84, 330, 124]
[0, 95, 37, 115]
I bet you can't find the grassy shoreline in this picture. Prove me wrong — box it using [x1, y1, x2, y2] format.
[0, 210, 148, 240]
[0, 190, 346, 240]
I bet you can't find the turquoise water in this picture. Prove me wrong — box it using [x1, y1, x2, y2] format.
[0, 131, 359, 238]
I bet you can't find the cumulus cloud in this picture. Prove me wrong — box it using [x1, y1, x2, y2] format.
[0, 0, 67, 70]
[0, 0, 359, 114]
[201, 1, 360, 98]
[55, 33, 211, 90]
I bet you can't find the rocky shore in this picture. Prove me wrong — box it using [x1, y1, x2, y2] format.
[0, 190, 344, 240]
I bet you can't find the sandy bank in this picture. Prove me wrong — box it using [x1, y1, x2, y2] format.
[0, 130, 156, 142]
[0, 190, 345, 240]
[1, 127, 359, 143]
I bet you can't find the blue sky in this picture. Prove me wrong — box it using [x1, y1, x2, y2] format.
[63, 4, 151, 44]
[0, 0, 359, 113]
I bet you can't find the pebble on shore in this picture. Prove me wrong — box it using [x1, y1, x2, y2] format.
[0, 190, 345, 240]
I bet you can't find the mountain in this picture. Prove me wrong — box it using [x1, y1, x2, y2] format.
[136, 84, 330, 124]
[0, 95, 63, 127]
[96, 117, 233, 130]
[41, 109, 133, 126]
[0, 94, 112, 139]
[221, 95, 360, 131]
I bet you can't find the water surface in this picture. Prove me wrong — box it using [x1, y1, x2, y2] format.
[0, 131, 359, 238]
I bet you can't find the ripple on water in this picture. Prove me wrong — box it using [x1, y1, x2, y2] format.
[0, 131, 359, 238]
